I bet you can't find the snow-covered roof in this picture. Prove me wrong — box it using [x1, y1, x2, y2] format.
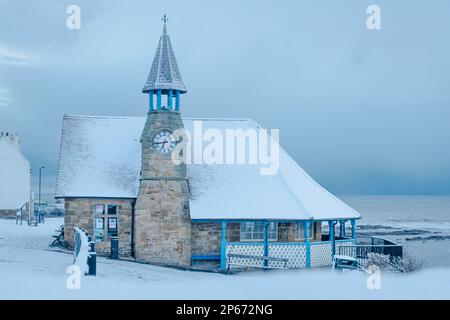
[55, 115, 361, 221]
[0, 133, 30, 210]
[142, 22, 186, 94]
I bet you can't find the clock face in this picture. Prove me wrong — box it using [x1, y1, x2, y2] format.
[152, 130, 178, 154]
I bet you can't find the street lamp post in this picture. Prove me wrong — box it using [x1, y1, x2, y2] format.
[38, 166, 45, 225]
[28, 168, 32, 226]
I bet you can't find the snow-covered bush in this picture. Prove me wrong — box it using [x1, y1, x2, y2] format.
[390, 255, 424, 273]
[365, 252, 424, 273]
[365, 253, 390, 270]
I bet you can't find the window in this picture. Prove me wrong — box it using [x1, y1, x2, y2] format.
[107, 205, 117, 215]
[240, 222, 278, 241]
[296, 222, 314, 240]
[93, 204, 119, 241]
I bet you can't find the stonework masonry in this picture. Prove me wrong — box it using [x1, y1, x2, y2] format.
[134, 111, 192, 268]
[192, 223, 222, 255]
[64, 198, 133, 257]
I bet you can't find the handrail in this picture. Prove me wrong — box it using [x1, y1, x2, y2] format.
[356, 235, 401, 246]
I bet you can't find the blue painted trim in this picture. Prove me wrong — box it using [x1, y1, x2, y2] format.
[351, 219, 356, 240]
[269, 242, 307, 246]
[263, 221, 269, 267]
[220, 221, 227, 271]
[175, 91, 180, 112]
[191, 219, 318, 223]
[227, 242, 264, 246]
[149, 91, 154, 111]
[191, 218, 361, 223]
[329, 220, 335, 256]
[227, 242, 310, 246]
[168, 90, 173, 110]
[305, 221, 311, 268]
[192, 255, 220, 261]
[156, 90, 162, 110]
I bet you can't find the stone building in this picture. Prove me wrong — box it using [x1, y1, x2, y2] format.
[0, 132, 31, 218]
[55, 17, 361, 270]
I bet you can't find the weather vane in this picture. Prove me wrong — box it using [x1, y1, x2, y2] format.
[162, 7, 169, 24]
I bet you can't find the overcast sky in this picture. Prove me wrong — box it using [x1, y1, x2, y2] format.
[1, 0, 450, 197]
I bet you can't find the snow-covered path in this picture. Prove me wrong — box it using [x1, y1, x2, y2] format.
[1, 218, 450, 300]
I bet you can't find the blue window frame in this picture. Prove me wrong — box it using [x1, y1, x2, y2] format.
[240, 222, 278, 241]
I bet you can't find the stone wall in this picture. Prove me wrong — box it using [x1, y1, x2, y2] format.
[64, 198, 133, 257]
[192, 223, 221, 255]
[134, 179, 192, 267]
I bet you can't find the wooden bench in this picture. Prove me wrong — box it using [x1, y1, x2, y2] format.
[192, 255, 221, 264]
[51, 225, 65, 247]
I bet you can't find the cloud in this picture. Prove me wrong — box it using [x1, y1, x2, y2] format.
[0, 46, 39, 66]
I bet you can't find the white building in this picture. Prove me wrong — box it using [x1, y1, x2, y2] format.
[0, 132, 31, 218]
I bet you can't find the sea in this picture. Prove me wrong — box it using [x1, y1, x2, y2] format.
[341, 195, 450, 268]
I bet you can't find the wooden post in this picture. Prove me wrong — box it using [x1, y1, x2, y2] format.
[220, 221, 227, 271]
[305, 221, 311, 268]
[263, 221, 269, 267]
[329, 220, 335, 256]
[149, 91, 154, 112]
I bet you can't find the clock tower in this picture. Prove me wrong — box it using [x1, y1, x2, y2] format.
[134, 15, 192, 267]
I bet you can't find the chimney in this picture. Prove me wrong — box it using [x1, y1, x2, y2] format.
[0, 132, 21, 148]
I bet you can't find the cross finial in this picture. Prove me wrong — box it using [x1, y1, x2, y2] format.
[161, 7, 169, 34]
[162, 7, 169, 24]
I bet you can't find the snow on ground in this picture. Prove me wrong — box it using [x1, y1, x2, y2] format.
[1, 217, 450, 300]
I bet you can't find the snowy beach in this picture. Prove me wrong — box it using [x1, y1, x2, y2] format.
[1, 209, 450, 300]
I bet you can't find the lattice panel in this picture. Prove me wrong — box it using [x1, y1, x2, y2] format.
[311, 242, 332, 267]
[268, 244, 307, 269]
[226, 244, 264, 269]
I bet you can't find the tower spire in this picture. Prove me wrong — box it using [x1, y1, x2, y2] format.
[143, 11, 186, 113]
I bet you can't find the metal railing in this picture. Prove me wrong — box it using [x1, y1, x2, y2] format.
[338, 235, 403, 267]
